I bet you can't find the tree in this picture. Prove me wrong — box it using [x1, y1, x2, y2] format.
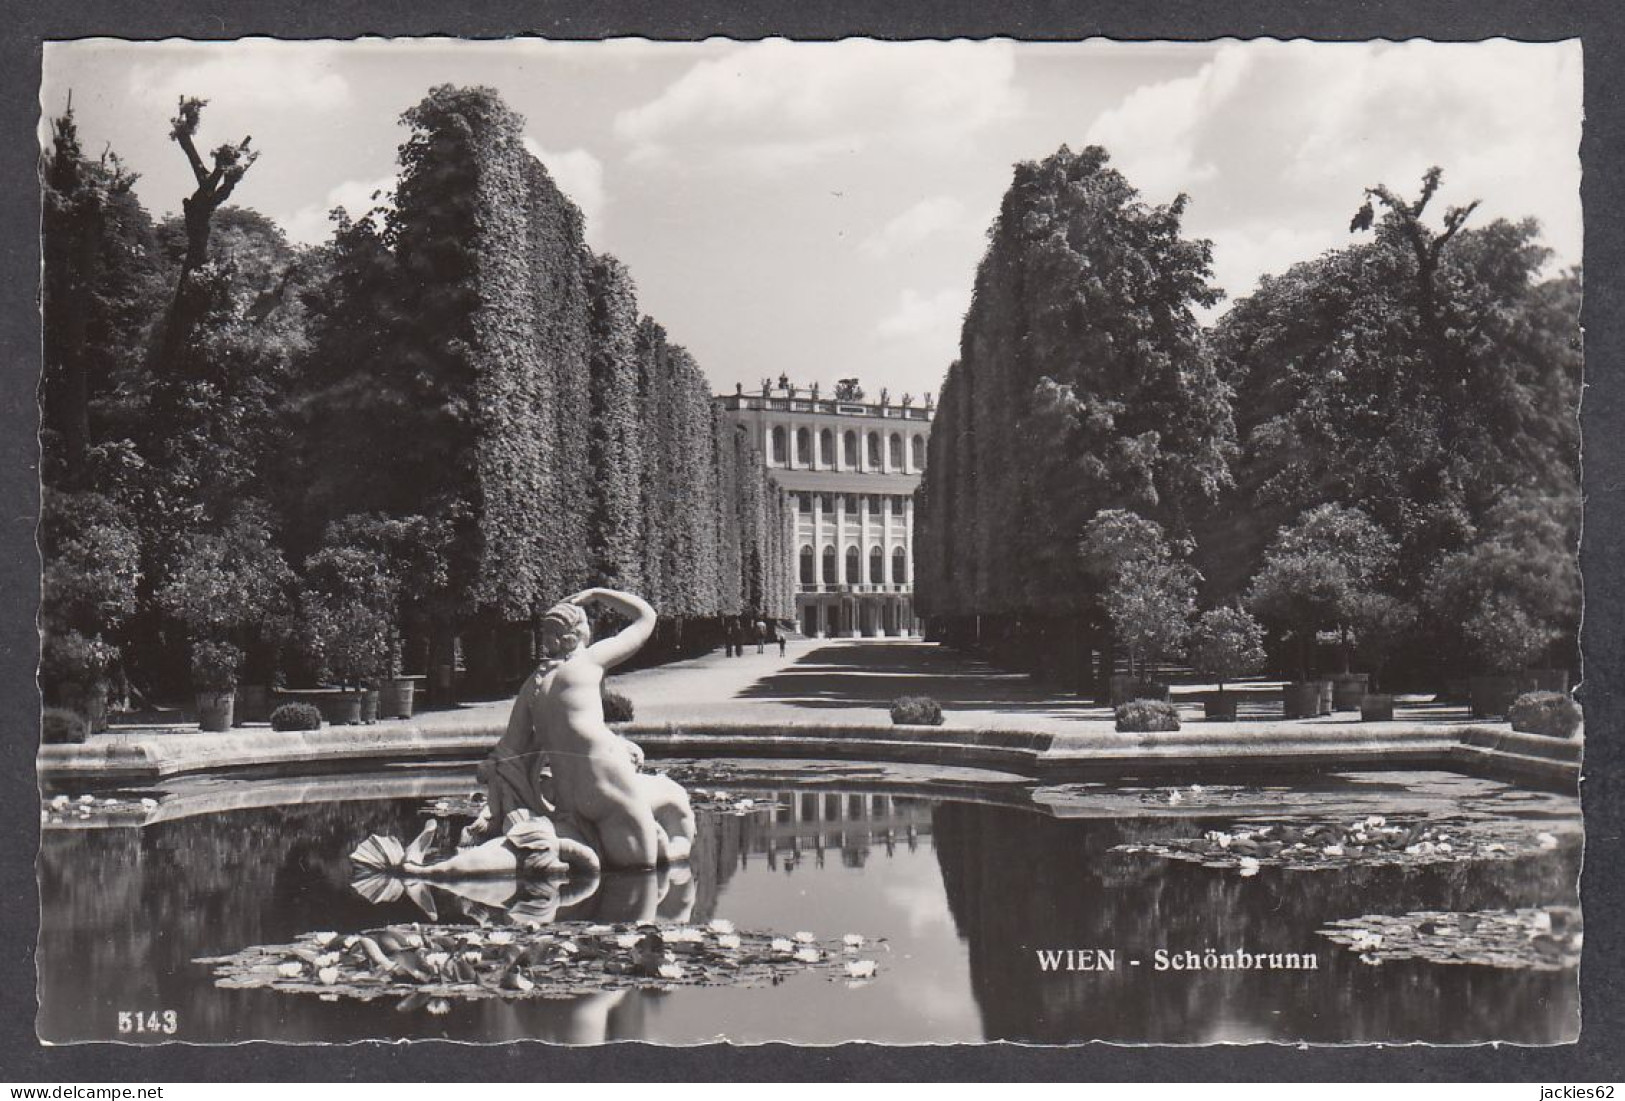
[1081, 510, 1199, 681]
[1211, 168, 1580, 635]
[1188, 606, 1267, 695]
[39, 489, 142, 714]
[1245, 504, 1397, 678]
[1427, 490, 1579, 674]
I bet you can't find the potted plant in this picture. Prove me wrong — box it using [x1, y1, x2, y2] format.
[1461, 595, 1550, 720]
[1350, 592, 1415, 722]
[1188, 606, 1266, 722]
[40, 489, 140, 735]
[40, 630, 118, 735]
[1082, 510, 1197, 706]
[320, 514, 450, 720]
[1246, 505, 1398, 723]
[156, 505, 296, 726]
[191, 638, 243, 732]
[300, 538, 393, 724]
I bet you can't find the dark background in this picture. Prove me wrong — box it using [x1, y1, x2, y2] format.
[2, 0, 1620, 1082]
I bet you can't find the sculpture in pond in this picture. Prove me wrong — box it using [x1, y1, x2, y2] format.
[352, 588, 696, 879]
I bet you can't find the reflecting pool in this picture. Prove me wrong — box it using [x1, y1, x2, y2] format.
[37, 764, 1579, 1045]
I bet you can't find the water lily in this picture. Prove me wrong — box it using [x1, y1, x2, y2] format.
[312, 931, 338, 947]
[715, 934, 741, 950]
[316, 952, 341, 967]
[667, 927, 705, 943]
[771, 938, 795, 953]
[616, 933, 640, 949]
[1537, 832, 1559, 851]
[1364, 816, 1386, 829]
[276, 962, 304, 978]
[317, 966, 340, 985]
[461, 951, 483, 964]
[459, 932, 485, 946]
[585, 924, 613, 936]
[486, 930, 515, 945]
[558, 941, 579, 955]
[737, 799, 755, 810]
[1350, 931, 1384, 952]
[845, 959, 876, 979]
[1167, 791, 1183, 805]
[657, 961, 684, 980]
[843, 933, 864, 948]
[78, 795, 95, 805]
[1322, 845, 1345, 857]
[426, 999, 451, 1015]
[708, 919, 736, 935]
[793, 931, 816, 943]
[422, 952, 450, 971]
[1238, 857, 1261, 877]
[794, 947, 821, 963]
[1189, 784, 1204, 794]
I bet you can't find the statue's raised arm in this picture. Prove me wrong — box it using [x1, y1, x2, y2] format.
[568, 588, 657, 670]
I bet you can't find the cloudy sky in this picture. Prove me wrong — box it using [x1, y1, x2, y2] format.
[42, 38, 1581, 403]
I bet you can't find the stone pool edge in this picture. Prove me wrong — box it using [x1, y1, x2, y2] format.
[37, 718, 1580, 792]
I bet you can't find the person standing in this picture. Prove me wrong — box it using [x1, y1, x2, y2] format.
[754, 619, 765, 654]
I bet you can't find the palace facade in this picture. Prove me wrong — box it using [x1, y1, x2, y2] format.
[717, 380, 934, 638]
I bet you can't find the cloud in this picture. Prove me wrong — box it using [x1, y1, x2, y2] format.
[523, 136, 608, 246]
[127, 40, 351, 112]
[1085, 46, 1248, 200]
[877, 286, 971, 340]
[613, 38, 1022, 174]
[279, 174, 396, 246]
[860, 196, 969, 260]
[1082, 40, 1582, 307]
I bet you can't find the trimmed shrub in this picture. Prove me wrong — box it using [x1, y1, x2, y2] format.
[890, 696, 944, 726]
[270, 702, 323, 732]
[602, 688, 635, 723]
[1116, 698, 1181, 733]
[1508, 691, 1582, 739]
[42, 707, 88, 745]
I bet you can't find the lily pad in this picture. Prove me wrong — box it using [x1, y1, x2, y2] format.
[197, 921, 883, 1003]
[1320, 908, 1581, 971]
[1112, 816, 1572, 875]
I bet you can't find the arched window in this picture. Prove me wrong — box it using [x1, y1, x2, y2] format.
[892, 546, 907, 584]
[867, 432, 881, 468]
[822, 545, 838, 584]
[843, 430, 859, 468]
[889, 433, 904, 469]
[912, 435, 925, 469]
[820, 428, 834, 466]
[796, 427, 811, 465]
[800, 545, 815, 585]
[771, 426, 786, 465]
[845, 546, 861, 584]
[869, 545, 884, 584]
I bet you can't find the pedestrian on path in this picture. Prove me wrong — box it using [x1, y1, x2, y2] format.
[754, 620, 765, 655]
[778, 632, 786, 658]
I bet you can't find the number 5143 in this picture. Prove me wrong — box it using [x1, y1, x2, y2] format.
[117, 1010, 177, 1035]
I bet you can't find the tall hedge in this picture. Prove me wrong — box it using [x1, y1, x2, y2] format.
[586, 255, 645, 591]
[914, 145, 1233, 680]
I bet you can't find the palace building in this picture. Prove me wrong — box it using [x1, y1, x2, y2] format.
[717, 378, 934, 639]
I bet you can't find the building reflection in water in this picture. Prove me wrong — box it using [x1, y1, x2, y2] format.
[703, 789, 930, 881]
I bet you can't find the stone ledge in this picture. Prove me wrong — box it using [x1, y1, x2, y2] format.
[37, 716, 1579, 794]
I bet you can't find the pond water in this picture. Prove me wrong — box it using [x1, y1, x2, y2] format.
[37, 764, 1579, 1045]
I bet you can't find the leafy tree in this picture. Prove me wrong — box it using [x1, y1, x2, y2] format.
[1081, 510, 1199, 681]
[39, 489, 142, 710]
[299, 540, 394, 689]
[1188, 606, 1267, 694]
[154, 503, 297, 685]
[1211, 168, 1581, 637]
[41, 105, 166, 487]
[1245, 504, 1397, 678]
[1427, 490, 1579, 674]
